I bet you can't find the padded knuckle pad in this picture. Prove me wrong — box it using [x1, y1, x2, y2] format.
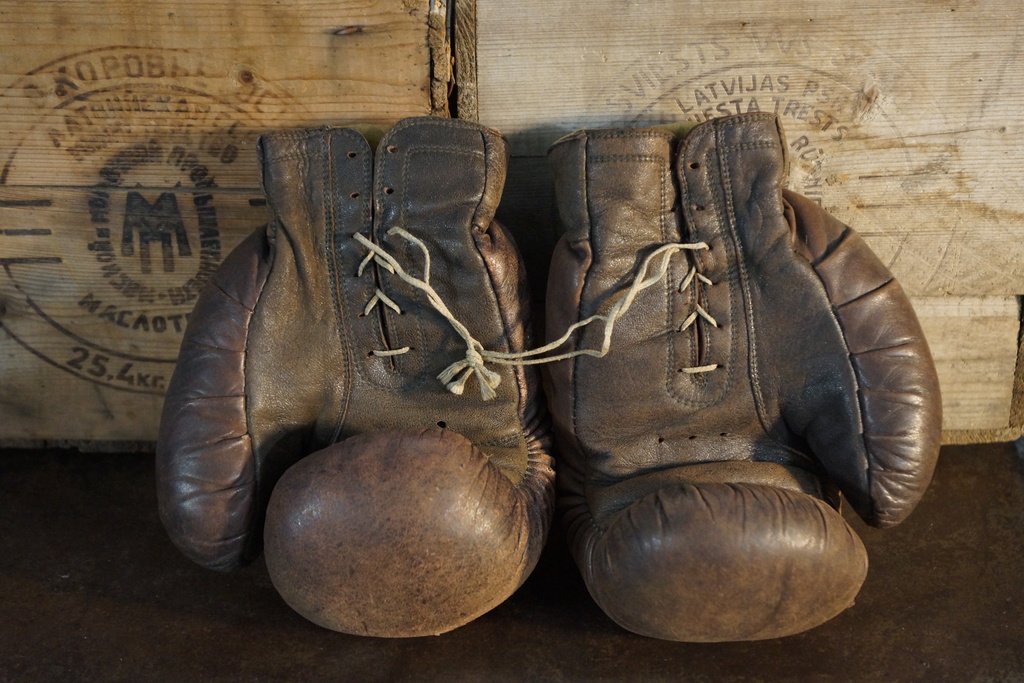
[156, 227, 271, 571]
[786, 188, 940, 526]
[836, 281, 919, 354]
[812, 229, 894, 306]
[585, 483, 868, 642]
[264, 428, 541, 638]
[816, 233, 940, 525]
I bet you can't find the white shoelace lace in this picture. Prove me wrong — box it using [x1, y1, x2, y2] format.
[354, 227, 717, 400]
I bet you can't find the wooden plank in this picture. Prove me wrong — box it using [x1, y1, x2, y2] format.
[428, 0, 453, 116]
[0, 0, 439, 445]
[472, 0, 1024, 299]
[453, 0, 478, 119]
[471, 0, 1024, 442]
[913, 297, 1019, 435]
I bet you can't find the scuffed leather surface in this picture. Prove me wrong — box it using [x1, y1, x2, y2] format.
[156, 118, 554, 635]
[264, 428, 549, 637]
[545, 113, 941, 641]
[586, 482, 867, 642]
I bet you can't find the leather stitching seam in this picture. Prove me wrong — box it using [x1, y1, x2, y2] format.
[324, 133, 352, 443]
[715, 125, 760, 422]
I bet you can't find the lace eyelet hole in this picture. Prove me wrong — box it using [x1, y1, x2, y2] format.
[387, 145, 398, 154]
[688, 435, 697, 440]
[688, 162, 700, 170]
[384, 187, 395, 195]
[692, 204, 705, 212]
[350, 192, 359, 199]
[347, 151, 357, 158]
[436, 420, 447, 429]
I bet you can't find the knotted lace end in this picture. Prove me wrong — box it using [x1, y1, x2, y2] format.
[437, 346, 502, 401]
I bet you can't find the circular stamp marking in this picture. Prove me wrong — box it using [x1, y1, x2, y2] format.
[595, 48, 912, 212]
[589, 35, 962, 290]
[0, 47, 290, 394]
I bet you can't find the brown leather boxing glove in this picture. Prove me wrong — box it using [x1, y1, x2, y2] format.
[544, 113, 941, 642]
[156, 117, 554, 637]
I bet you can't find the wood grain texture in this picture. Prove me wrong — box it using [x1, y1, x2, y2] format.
[0, 0, 437, 444]
[453, 0, 478, 120]
[428, 0, 452, 115]
[473, 0, 1024, 442]
[912, 297, 1020, 436]
[474, 0, 1024, 298]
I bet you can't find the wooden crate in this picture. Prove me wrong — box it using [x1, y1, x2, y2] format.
[0, 0, 445, 446]
[459, 0, 1024, 444]
[4, 0, 1021, 447]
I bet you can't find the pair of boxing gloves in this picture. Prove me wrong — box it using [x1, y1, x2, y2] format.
[156, 114, 942, 642]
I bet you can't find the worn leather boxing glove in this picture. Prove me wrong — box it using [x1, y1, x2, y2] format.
[544, 113, 942, 642]
[156, 117, 554, 637]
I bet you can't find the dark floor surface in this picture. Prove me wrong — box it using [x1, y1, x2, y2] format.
[1, 442, 1022, 682]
